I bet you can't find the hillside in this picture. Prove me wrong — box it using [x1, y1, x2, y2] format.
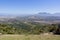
[17, 12, 60, 24]
[0, 12, 60, 34]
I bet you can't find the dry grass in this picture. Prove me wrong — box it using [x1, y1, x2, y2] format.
[0, 34, 60, 40]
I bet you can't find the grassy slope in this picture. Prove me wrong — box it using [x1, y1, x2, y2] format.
[0, 34, 60, 40]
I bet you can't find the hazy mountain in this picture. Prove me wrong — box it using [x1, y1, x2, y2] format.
[19, 12, 60, 24]
[0, 12, 60, 24]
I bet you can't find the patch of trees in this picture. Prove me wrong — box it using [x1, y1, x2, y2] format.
[0, 22, 60, 35]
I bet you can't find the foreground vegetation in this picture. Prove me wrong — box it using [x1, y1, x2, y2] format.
[0, 18, 60, 40]
[0, 35, 60, 40]
[0, 21, 60, 34]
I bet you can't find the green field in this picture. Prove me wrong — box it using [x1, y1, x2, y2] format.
[0, 34, 60, 40]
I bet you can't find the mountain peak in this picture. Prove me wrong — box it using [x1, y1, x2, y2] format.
[38, 12, 50, 14]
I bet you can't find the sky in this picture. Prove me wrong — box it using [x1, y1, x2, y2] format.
[0, 0, 60, 15]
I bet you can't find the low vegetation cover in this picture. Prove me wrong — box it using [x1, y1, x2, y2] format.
[0, 35, 60, 40]
[0, 21, 60, 35]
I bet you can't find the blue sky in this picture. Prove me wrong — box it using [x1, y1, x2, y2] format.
[0, 0, 60, 15]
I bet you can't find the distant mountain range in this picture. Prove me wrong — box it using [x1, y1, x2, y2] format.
[0, 12, 60, 24]
[19, 12, 60, 24]
[0, 12, 60, 17]
[35, 12, 60, 16]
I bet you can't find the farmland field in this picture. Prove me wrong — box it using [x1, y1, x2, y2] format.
[0, 34, 60, 40]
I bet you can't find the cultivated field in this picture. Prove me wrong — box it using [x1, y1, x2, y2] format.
[0, 34, 60, 40]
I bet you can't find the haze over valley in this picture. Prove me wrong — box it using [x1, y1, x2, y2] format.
[0, 12, 60, 24]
